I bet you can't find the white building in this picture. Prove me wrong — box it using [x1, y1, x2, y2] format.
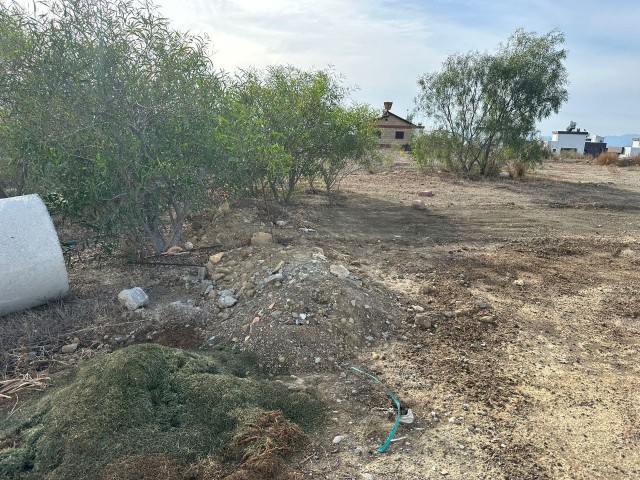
[621, 138, 640, 158]
[547, 127, 589, 154]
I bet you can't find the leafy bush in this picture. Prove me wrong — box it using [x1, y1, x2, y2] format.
[0, 0, 223, 253]
[218, 66, 378, 202]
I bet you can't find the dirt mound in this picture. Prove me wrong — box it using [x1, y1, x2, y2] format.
[0, 344, 324, 479]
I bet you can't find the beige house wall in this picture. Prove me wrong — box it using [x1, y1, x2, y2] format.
[377, 115, 417, 148]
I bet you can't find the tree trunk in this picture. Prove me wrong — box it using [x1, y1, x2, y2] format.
[144, 216, 167, 253]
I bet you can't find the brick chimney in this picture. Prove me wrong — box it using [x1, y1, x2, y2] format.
[384, 101, 393, 112]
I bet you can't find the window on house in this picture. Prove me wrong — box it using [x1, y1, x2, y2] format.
[395, 131, 404, 140]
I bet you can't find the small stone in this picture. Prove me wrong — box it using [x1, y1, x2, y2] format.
[411, 199, 427, 210]
[315, 357, 321, 364]
[418, 190, 434, 197]
[513, 279, 525, 286]
[250, 232, 273, 245]
[184, 241, 194, 251]
[60, 343, 78, 354]
[478, 315, 495, 324]
[311, 246, 325, 256]
[117, 287, 149, 311]
[276, 220, 288, 227]
[217, 295, 237, 308]
[361, 473, 373, 480]
[197, 267, 207, 282]
[264, 272, 284, 285]
[415, 312, 434, 328]
[166, 246, 183, 254]
[476, 300, 489, 309]
[218, 201, 230, 215]
[209, 252, 225, 264]
[330, 264, 350, 278]
[332, 435, 344, 444]
[271, 260, 285, 273]
[278, 356, 286, 363]
[620, 248, 635, 257]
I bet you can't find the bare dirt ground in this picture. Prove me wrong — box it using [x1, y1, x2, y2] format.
[2, 155, 639, 479]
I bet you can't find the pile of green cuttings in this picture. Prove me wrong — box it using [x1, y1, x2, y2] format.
[0, 344, 325, 479]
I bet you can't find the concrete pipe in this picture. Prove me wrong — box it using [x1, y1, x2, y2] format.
[0, 194, 69, 316]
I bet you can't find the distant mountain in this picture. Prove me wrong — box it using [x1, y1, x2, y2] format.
[604, 134, 640, 147]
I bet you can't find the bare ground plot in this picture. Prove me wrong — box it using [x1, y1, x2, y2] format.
[1, 157, 639, 479]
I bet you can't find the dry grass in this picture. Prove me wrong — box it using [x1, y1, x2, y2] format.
[0, 373, 50, 399]
[506, 161, 527, 179]
[0, 296, 116, 379]
[0, 344, 325, 479]
[595, 152, 621, 166]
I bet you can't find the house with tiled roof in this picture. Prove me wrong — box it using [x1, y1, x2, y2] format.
[376, 101, 423, 150]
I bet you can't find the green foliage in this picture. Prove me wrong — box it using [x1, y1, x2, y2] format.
[415, 28, 568, 176]
[411, 129, 457, 173]
[218, 65, 378, 202]
[0, 0, 223, 252]
[0, 344, 326, 479]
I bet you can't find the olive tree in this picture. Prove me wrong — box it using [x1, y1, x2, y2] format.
[0, 0, 222, 252]
[415, 28, 568, 175]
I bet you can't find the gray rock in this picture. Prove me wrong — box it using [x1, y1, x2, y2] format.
[415, 312, 436, 328]
[263, 272, 284, 285]
[217, 294, 237, 308]
[330, 264, 350, 278]
[197, 267, 207, 281]
[60, 343, 78, 354]
[117, 287, 149, 310]
[332, 435, 344, 444]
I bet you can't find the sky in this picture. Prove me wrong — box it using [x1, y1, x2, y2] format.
[151, 0, 639, 136]
[116, 1, 639, 135]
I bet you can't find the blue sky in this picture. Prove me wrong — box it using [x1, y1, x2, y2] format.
[158, 0, 638, 135]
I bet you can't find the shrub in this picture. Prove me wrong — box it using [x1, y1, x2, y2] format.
[616, 157, 635, 167]
[595, 152, 620, 166]
[506, 161, 527, 179]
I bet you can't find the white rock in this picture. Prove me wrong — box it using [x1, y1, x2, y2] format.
[332, 435, 344, 444]
[330, 264, 350, 278]
[217, 295, 237, 308]
[400, 408, 415, 424]
[118, 287, 149, 310]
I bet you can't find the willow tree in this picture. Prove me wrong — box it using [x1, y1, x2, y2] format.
[0, 0, 223, 252]
[415, 29, 568, 175]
